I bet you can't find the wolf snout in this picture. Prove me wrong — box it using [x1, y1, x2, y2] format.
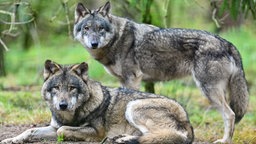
[91, 42, 98, 49]
[59, 100, 68, 110]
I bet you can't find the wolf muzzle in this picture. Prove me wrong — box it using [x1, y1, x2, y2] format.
[59, 100, 68, 110]
[91, 42, 98, 49]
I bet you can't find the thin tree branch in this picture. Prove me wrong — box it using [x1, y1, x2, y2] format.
[50, 6, 62, 22]
[0, 10, 16, 32]
[0, 17, 35, 25]
[212, 7, 221, 28]
[1, 30, 20, 37]
[211, 0, 221, 28]
[0, 38, 9, 51]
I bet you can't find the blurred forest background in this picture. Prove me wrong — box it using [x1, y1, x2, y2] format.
[0, 0, 256, 143]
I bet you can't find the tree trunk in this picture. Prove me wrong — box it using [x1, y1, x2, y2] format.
[142, 0, 153, 24]
[145, 82, 155, 93]
[22, 24, 33, 50]
[0, 46, 6, 77]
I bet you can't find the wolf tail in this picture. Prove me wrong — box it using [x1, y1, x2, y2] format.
[138, 122, 194, 144]
[229, 45, 249, 123]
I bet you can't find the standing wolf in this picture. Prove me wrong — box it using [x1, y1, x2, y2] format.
[73, 2, 249, 143]
[1, 60, 194, 144]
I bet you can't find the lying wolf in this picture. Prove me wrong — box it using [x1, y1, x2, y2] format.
[73, 2, 249, 143]
[1, 60, 194, 144]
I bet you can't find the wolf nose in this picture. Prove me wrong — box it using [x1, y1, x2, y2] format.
[59, 101, 68, 110]
[91, 42, 98, 48]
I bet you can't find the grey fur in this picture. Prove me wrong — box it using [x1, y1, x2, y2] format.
[73, 2, 249, 143]
[1, 60, 194, 144]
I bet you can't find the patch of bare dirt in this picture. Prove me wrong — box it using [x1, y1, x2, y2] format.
[0, 124, 30, 141]
[0, 124, 54, 144]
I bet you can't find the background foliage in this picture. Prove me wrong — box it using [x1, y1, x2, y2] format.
[0, 0, 256, 143]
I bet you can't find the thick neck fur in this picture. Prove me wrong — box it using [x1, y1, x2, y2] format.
[74, 79, 106, 125]
[87, 15, 159, 66]
[89, 15, 159, 66]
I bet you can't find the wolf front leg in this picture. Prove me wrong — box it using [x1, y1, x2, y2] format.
[57, 125, 105, 142]
[121, 68, 143, 90]
[1, 126, 57, 144]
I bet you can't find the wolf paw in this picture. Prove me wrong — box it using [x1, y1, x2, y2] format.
[1, 138, 22, 144]
[104, 134, 139, 144]
[115, 134, 139, 144]
[213, 138, 231, 144]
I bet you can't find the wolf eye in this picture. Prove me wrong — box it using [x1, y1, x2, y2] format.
[69, 86, 77, 91]
[84, 26, 89, 31]
[99, 26, 104, 31]
[52, 86, 59, 91]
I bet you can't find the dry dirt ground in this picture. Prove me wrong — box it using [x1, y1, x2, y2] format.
[0, 124, 30, 142]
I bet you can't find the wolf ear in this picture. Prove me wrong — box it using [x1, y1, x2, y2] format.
[97, 1, 111, 17]
[71, 62, 88, 81]
[75, 3, 91, 24]
[44, 60, 62, 81]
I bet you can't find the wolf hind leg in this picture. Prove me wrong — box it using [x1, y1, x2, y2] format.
[108, 131, 189, 144]
[197, 81, 235, 144]
[125, 99, 194, 144]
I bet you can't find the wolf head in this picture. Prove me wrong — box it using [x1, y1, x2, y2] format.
[41, 60, 90, 114]
[73, 2, 115, 49]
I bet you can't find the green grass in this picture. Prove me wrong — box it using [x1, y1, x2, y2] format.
[1, 40, 118, 87]
[0, 25, 256, 143]
[57, 134, 65, 142]
[0, 91, 50, 124]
